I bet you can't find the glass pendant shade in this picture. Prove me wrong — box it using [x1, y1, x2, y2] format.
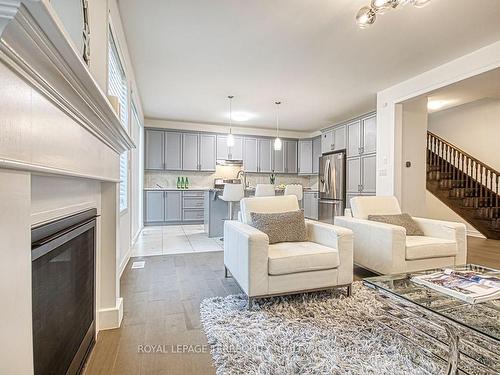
[412, 0, 431, 8]
[356, 6, 376, 28]
[227, 132, 235, 147]
[274, 137, 282, 151]
[371, 0, 398, 13]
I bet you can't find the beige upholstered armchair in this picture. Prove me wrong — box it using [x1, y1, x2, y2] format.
[334, 196, 467, 275]
[224, 195, 353, 307]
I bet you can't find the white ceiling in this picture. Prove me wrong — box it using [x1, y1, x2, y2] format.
[118, 0, 500, 131]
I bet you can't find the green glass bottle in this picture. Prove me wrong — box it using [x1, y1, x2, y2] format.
[185, 177, 189, 189]
[176, 177, 180, 189]
[180, 177, 185, 189]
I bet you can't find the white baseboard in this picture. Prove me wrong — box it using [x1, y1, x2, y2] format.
[98, 297, 123, 330]
[467, 229, 486, 238]
[119, 248, 132, 278]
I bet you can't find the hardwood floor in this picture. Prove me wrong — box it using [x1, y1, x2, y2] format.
[84, 237, 499, 375]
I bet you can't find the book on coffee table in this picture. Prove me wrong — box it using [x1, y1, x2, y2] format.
[411, 268, 500, 304]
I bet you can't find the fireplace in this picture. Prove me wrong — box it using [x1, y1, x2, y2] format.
[31, 209, 97, 375]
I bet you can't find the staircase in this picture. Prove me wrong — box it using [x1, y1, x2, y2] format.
[426, 131, 500, 240]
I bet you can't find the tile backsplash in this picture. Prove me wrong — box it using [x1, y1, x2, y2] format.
[145, 166, 318, 189]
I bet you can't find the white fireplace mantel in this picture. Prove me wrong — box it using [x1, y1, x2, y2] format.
[0, 0, 134, 157]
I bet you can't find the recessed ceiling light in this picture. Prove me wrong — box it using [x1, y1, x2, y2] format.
[427, 100, 446, 111]
[230, 112, 254, 122]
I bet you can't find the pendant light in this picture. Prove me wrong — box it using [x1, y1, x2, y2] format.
[227, 95, 235, 147]
[274, 101, 282, 151]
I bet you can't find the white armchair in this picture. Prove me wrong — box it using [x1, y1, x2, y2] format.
[335, 196, 467, 275]
[224, 195, 353, 306]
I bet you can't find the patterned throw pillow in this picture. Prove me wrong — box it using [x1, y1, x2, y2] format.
[367, 213, 424, 236]
[250, 210, 308, 244]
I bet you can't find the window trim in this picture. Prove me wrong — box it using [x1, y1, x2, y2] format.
[108, 21, 130, 213]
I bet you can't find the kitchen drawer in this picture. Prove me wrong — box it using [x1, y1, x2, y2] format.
[183, 196, 204, 209]
[183, 209, 204, 221]
[182, 191, 205, 197]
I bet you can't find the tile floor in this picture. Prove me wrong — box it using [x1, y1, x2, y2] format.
[131, 225, 223, 257]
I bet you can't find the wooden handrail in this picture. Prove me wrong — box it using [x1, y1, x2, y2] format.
[427, 131, 500, 177]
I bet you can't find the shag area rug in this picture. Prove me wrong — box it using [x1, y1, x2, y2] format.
[200, 282, 446, 375]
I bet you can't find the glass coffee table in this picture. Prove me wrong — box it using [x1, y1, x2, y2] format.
[364, 264, 499, 375]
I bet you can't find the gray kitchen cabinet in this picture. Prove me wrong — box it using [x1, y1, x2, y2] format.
[258, 138, 272, 173]
[304, 191, 319, 220]
[312, 136, 321, 174]
[216, 135, 229, 160]
[272, 146, 285, 173]
[164, 131, 182, 170]
[347, 114, 376, 157]
[321, 125, 345, 154]
[284, 140, 298, 173]
[243, 137, 258, 172]
[347, 154, 376, 194]
[321, 130, 333, 154]
[199, 134, 216, 171]
[144, 191, 165, 222]
[145, 129, 164, 170]
[362, 115, 377, 155]
[298, 139, 312, 174]
[333, 126, 346, 151]
[346, 157, 361, 193]
[182, 133, 199, 171]
[361, 154, 377, 193]
[217, 135, 243, 160]
[347, 120, 361, 157]
[231, 136, 244, 160]
[165, 191, 182, 222]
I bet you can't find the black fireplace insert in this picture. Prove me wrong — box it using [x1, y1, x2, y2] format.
[31, 209, 97, 375]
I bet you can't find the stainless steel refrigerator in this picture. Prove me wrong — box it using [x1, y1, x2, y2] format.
[318, 151, 346, 224]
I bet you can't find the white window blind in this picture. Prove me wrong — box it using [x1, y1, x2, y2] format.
[108, 28, 129, 212]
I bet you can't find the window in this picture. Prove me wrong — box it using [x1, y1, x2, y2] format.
[108, 27, 129, 211]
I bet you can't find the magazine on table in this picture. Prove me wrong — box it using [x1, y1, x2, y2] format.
[411, 269, 500, 304]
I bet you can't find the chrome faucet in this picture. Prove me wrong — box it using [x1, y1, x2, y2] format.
[236, 170, 246, 188]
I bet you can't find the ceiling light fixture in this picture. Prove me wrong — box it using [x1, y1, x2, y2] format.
[274, 101, 282, 151]
[226, 95, 235, 147]
[356, 0, 432, 28]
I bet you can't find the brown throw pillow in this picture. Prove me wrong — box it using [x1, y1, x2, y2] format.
[250, 210, 308, 244]
[368, 213, 424, 236]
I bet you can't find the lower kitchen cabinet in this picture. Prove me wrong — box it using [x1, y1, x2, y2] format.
[145, 191, 165, 223]
[346, 153, 376, 195]
[144, 190, 205, 225]
[303, 191, 319, 220]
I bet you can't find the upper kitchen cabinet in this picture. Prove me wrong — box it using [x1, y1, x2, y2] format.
[164, 131, 182, 170]
[321, 125, 346, 154]
[181, 133, 216, 171]
[298, 139, 312, 175]
[243, 137, 258, 172]
[347, 114, 376, 157]
[362, 115, 377, 155]
[145, 129, 164, 170]
[272, 146, 285, 173]
[217, 135, 243, 160]
[199, 134, 216, 171]
[312, 136, 321, 174]
[284, 140, 298, 174]
[258, 138, 273, 173]
[182, 133, 199, 171]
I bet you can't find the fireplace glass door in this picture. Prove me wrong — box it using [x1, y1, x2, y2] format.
[32, 209, 96, 375]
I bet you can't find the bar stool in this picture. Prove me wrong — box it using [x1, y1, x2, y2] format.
[284, 184, 303, 203]
[220, 183, 244, 221]
[255, 184, 275, 197]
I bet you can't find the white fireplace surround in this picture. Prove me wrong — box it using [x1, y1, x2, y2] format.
[0, 1, 134, 374]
